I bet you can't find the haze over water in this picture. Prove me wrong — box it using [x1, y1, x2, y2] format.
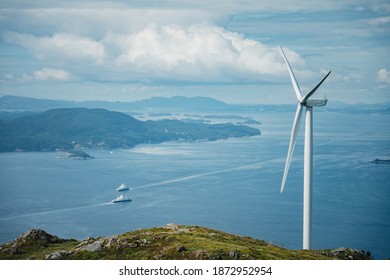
[0, 111, 389, 259]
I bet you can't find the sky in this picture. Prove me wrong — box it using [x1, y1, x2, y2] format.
[0, 0, 389, 104]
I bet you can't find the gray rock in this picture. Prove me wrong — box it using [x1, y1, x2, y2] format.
[81, 241, 103, 252]
[229, 250, 240, 259]
[45, 250, 70, 260]
[164, 223, 179, 230]
[104, 236, 118, 248]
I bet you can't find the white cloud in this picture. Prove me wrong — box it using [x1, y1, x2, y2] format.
[376, 68, 390, 86]
[4, 32, 106, 63]
[21, 68, 72, 82]
[32, 68, 71, 81]
[112, 24, 290, 77]
[369, 16, 390, 25]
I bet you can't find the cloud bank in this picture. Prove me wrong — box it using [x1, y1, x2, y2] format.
[1, 0, 388, 104]
[4, 24, 311, 84]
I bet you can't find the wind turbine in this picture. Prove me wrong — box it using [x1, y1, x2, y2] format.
[279, 45, 331, 250]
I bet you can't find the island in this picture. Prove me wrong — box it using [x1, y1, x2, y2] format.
[0, 108, 261, 152]
[370, 159, 390, 164]
[57, 150, 94, 160]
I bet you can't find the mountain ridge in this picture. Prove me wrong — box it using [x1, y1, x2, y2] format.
[1, 94, 390, 115]
[0, 95, 232, 112]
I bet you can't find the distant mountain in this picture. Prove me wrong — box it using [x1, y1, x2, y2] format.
[0, 111, 38, 120]
[0, 95, 232, 113]
[325, 101, 390, 114]
[130, 96, 230, 110]
[0, 108, 260, 152]
[1, 95, 389, 115]
[0, 95, 300, 113]
[0, 95, 80, 111]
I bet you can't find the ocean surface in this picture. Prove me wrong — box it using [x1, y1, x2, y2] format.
[0, 111, 389, 259]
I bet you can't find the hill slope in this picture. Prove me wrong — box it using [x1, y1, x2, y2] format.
[0, 108, 260, 152]
[0, 225, 373, 260]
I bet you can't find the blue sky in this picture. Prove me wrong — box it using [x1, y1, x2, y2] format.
[0, 0, 389, 104]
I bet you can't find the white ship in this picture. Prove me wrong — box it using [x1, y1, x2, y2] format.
[112, 194, 132, 203]
[116, 183, 129, 191]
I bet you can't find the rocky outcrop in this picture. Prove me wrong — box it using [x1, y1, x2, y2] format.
[1, 229, 71, 257]
[0, 229, 75, 259]
[316, 247, 373, 260]
[15, 228, 64, 244]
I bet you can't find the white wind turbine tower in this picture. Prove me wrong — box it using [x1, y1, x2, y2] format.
[279, 45, 331, 250]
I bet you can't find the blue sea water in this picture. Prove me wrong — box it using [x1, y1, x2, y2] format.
[0, 111, 389, 259]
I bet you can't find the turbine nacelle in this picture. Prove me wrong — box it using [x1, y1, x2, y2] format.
[300, 98, 327, 107]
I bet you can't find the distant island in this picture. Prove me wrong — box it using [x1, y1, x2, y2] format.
[57, 150, 94, 160]
[0, 108, 260, 152]
[0, 225, 374, 260]
[370, 159, 390, 164]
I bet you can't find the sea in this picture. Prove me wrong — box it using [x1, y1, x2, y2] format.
[0, 111, 389, 259]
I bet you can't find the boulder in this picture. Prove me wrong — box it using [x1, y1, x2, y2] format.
[45, 250, 70, 260]
[79, 241, 103, 252]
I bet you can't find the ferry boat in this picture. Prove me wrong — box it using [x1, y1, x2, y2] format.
[116, 183, 129, 191]
[112, 194, 132, 203]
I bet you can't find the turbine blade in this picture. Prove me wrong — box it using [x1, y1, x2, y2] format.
[281, 104, 303, 193]
[300, 71, 331, 104]
[278, 44, 302, 101]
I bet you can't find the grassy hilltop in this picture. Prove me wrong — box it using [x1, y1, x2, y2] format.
[0, 224, 372, 260]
